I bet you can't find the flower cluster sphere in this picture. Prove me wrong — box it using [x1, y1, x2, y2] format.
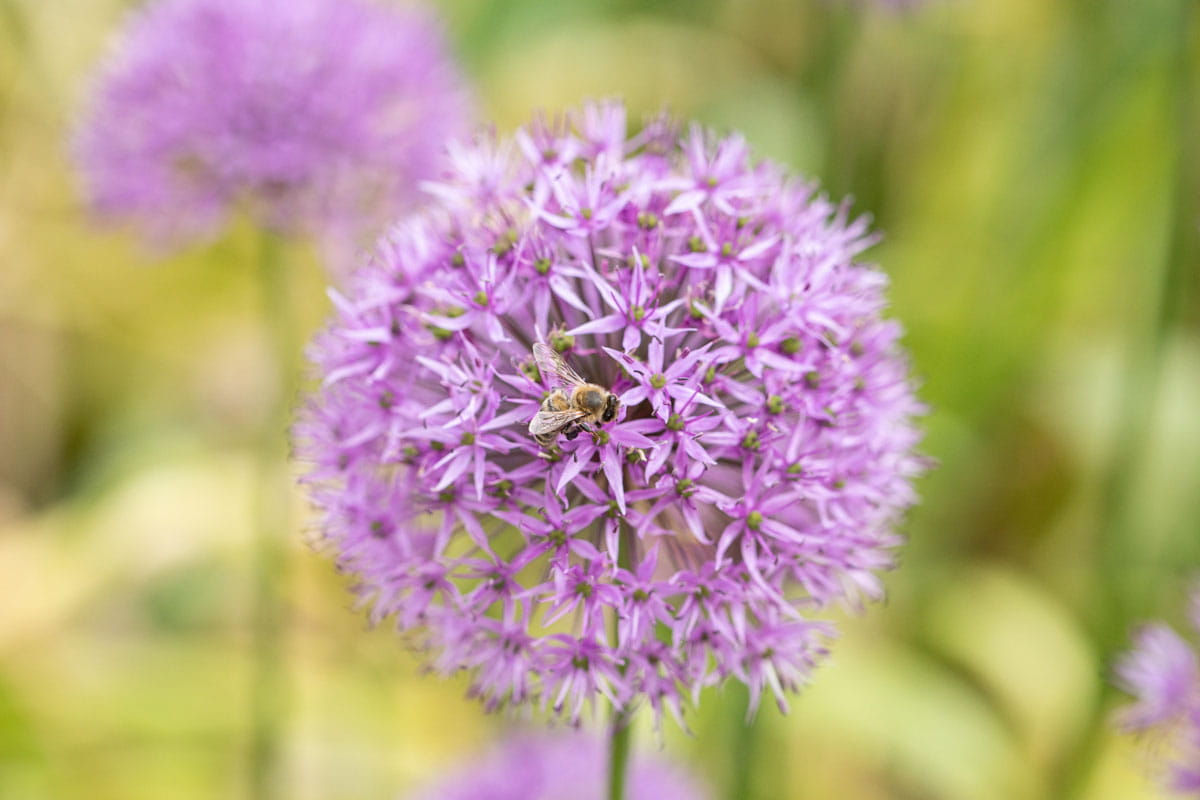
[74, 0, 469, 244]
[408, 731, 706, 800]
[1115, 591, 1200, 794]
[297, 102, 925, 725]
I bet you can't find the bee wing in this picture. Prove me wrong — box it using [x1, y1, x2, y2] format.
[528, 408, 589, 437]
[533, 342, 587, 389]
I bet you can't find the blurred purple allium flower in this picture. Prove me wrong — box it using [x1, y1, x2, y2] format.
[73, 0, 469, 247]
[841, 0, 924, 10]
[1114, 589, 1200, 794]
[295, 102, 925, 726]
[407, 730, 707, 800]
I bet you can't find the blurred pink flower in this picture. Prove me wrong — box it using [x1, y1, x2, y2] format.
[73, 0, 470, 247]
[407, 730, 707, 800]
[1115, 588, 1200, 794]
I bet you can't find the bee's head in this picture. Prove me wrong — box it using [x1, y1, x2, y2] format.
[601, 393, 620, 423]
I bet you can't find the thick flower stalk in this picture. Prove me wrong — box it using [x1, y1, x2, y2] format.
[1114, 589, 1200, 794]
[407, 731, 707, 800]
[296, 102, 925, 726]
[73, 0, 469, 246]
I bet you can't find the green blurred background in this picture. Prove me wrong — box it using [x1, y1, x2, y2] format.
[1, 0, 1197, 797]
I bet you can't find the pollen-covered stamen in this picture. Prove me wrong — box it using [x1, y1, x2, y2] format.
[566, 248, 689, 352]
[544, 560, 621, 635]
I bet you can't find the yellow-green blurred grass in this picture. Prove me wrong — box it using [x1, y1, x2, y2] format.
[0, 449, 499, 800]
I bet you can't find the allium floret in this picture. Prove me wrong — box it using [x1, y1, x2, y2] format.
[1115, 587, 1200, 794]
[296, 102, 925, 727]
[408, 730, 708, 800]
[73, 0, 469, 246]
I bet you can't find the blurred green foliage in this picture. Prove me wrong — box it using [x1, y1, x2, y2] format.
[1, 0, 1197, 798]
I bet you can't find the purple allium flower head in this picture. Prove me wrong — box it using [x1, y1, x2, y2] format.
[73, 0, 469, 247]
[407, 730, 707, 800]
[1114, 587, 1200, 794]
[295, 102, 926, 726]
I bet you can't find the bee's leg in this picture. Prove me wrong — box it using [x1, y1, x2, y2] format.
[563, 426, 580, 441]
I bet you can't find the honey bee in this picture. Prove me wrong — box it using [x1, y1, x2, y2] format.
[527, 342, 620, 448]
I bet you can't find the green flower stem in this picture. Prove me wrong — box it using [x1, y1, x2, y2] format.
[607, 707, 633, 800]
[808, 0, 857, 198]
[726, 684, 760, 800]
[607, 523, 636, 800]
[250, 229, 293, 800]
[1, 0, 26, 52]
